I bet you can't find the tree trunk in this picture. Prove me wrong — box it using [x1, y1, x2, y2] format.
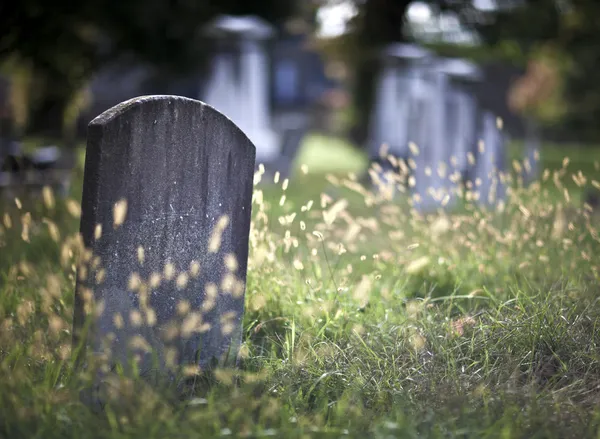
[350, 0, 412, 148]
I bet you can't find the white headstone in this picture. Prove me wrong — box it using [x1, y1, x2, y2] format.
[368, 44, 432, 197]
[369, 44, 432, 161]
[202, 15, 279, 166]
[74, 96, 256, 405]
[435, 58, 482, 207]
[438, 59, 482, 176]
[475, 111, 506, 206]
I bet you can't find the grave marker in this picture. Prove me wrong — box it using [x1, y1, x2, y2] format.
[73, 96, 255, 388]
[414, 64, 450, 211]
[201, 16, 279, 167]
[437, 58, 482, 207]
[369, 44, 432, 163]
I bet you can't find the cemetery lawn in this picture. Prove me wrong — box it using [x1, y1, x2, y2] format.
[1, 138, 600, 438]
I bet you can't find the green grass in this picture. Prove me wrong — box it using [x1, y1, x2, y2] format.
[1, 137, 600, 438]
[293, 134, 368, 175]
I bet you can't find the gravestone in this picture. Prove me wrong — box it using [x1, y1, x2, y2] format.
[73, 96, 255, 389]
[523, 117, 540, 185]
[367, 43, 432, 198]
[432, 58, 482, 208]
[410, 59, 452, 212]
[270, 125, 307, 180]
[270, 33, 331, 178]
[0, 141, 73, 198]
[418, 63, 450, 211]
[410, 58, 483, 212]
[369, 44, 432, 167]
[201, 16, 279, 169]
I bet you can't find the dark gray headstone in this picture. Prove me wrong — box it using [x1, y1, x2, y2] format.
[73, 96, 255, 384]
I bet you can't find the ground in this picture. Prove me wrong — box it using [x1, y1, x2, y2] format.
[1, 134, 600, 438]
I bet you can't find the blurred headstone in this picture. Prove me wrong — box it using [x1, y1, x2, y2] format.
[0, 76, 12, 171]
[369, 43, 432, 176]
[201, 16, 279, 168]
[411, 58, 483, 211]
[412, 63, 450, 212]
[74, 96, 255, 395]
[523, 117, 540, 184]
[474, 111, 506, 206]
[0, 141, 72, 197]
[440, 59, 482, 181]
[437, 58, 482, 207]
[270, 33, 326, 178]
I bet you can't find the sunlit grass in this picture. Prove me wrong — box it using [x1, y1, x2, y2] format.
[292, 133, 368, 175]
[1, 137, 600, 437]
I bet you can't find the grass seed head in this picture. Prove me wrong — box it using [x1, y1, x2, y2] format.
[42, 186, 55, 210]
[112, 199, 128, 227]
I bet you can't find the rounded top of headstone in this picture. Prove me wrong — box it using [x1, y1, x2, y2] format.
[205, 15, 276, 40]
[383, 43, 432, 61]
[436, 58, 482, 81]
[88, 95, 254, 149]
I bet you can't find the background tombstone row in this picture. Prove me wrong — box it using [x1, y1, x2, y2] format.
[368, 42, 533, 210]
[201, 21, 538, 197]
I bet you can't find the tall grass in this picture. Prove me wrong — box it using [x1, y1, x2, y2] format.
[1, 140, 600, 438]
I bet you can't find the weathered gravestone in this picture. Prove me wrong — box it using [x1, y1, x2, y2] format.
[411, 59, 450, 212]
[368, 43, 432, 194]
[422, 58, 482, 209]
[440, 59, 482, 185]
[73, 96, 255, 388]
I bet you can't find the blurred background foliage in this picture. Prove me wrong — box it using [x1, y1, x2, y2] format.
[1, 0, 600, 145]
